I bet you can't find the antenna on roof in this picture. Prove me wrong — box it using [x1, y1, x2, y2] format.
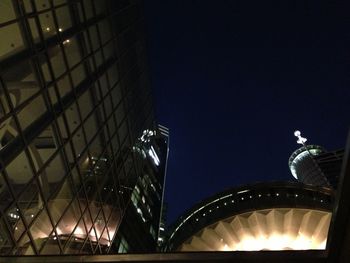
[294, 130, 307, 145]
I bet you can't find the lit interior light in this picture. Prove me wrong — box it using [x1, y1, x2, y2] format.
[180, 209, 330, 252]
[59, 28, 63, 32]
[46, 27, 50, 31]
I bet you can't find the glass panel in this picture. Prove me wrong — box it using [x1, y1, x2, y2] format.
[94, 50, 104, 68]
[55, 5, 72, 32]
[56, 115, 69, 140]
[17, 181, 42, 226]
[17, 94, 47, 131]
[0, 0, 16, 24]
[0, 217, 14, 255]
[71, 63, 86, 87]
[65, 102, 81, 133]
[84, 113, 98, 145]
[98, 20, 111, 45]
[28, 18, 41, 43]
[0, 115, 19, 151]
[78, 90, 94, 121]
[94, 0, 107, 15]
[34, 0, 50, 12]
[65, 37, 81, 68]
[49, 46, 67, 79]
[103, 41, 114, 61]
[0, 175, 14, 212]
[16, 233, 35, 255]
[64, 218, 86, 254]
[39, 152, 67, 200]
[82, 0, 94, 20]
[99, 74, 109, 97]
[29, 208, 53, 253]
[88, 26, 99, 51]
[6, 151, 35, 188]
[38, 10, 58, 40]
[107, 65, 119, 89]
[39, 232, 61, 255]
[30, 125, 57, 171]
[104, 96, 113, 118]
[56, 199, 80, 248]
[56, 75, 72, 100]
[72, 127, 86, 157]
[0, 22, 25, 60]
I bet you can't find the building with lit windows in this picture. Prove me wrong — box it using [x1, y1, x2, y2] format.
[0, 0, 168, 256]
[164, 182, 333, 252]
[114, 125, 169, 253]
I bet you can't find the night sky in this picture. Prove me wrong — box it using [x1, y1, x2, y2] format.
[143, 0, 350, 225]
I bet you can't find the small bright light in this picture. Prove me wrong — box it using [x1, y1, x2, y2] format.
[294, 130, 301, 136]
[46, 27, 50, 31]
[59, 28, 62, 32]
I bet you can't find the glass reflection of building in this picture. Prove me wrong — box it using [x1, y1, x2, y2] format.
[0, 0, 167, 256]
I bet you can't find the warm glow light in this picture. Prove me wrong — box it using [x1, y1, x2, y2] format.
[180, 208, 331, 252]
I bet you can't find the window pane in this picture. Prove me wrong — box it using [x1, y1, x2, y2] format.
[0, 22, 24, 61]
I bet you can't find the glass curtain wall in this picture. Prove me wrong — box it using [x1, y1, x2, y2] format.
[0, 0, 154, 255]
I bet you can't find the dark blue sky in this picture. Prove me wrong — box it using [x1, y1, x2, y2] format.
[144, 0, 350, 224]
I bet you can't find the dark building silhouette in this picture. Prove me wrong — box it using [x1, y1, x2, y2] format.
[0, 0, 167, 256]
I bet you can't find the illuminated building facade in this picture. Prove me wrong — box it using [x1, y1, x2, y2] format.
[164, 182, 333, 252]
[0, 0, 167, 256]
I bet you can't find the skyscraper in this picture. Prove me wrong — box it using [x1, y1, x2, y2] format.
[0, 0, 167, 255]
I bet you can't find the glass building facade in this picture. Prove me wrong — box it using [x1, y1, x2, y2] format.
[0, 0, 165, 256]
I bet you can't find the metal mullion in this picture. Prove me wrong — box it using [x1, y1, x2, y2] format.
[59, 199, 88, 253]
[107, 46, 144, 192]
[48, 1, 95, 191]
[0, 55, 42, 256]
[27, 0, 72, 253]
[0, 169, 21, 253]
[29, 1, 70, 17]
[76, 200, 95, 254]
